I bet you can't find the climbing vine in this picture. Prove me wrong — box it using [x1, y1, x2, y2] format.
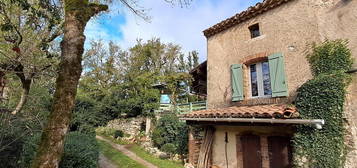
[293, 40, 353, 168]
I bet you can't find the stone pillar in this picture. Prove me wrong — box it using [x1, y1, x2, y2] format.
[260, 136, 270, 168]
[145, 117, 151, 135]
[188, 127, 195, 164]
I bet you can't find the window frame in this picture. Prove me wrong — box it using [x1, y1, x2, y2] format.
[248, 23, 261, 39]
[248, 61, 272, 98]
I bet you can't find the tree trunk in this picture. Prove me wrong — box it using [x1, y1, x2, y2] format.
[31, 1, 107, 168]
[11, 78, 31, 114]
[0, 71, 5, 101]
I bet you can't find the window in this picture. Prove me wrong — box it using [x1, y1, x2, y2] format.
[249, 23, 260, 38]
[249, 61, 272, 97]
[231, 53, 288, 102]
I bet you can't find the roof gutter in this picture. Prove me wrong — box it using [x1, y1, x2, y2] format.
[346, 69, 357, 74]
[180, 117, 325, 129]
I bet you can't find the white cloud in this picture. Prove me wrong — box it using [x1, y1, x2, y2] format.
[86, 0, 260, 62]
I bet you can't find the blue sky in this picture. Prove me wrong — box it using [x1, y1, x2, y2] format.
[84, 0, 262, 62]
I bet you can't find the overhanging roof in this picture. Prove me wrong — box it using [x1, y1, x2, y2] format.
[181, 104, 298, 119]
[180, 104, 325, 129]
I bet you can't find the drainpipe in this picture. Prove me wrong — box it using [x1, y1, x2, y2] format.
[180, 117, 325, 129]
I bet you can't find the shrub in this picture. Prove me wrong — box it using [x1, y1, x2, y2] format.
[152, 114, 188, 155]
[307, 39, 353, 76]
[71, 95, 111, 135]
[20, 132, 99, 168]
[95, 126, 116, 137]
[161, 143, 176, 155]
[114, 130, 124, 139]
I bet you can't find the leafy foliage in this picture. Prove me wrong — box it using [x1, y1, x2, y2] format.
[293, 40, 352, 168]
[152, 114, 188, 155]
[20, 132, 99, 168]
[161, 143, 176, 155]
[0, 0, 62, 114]
[70, 94, 112, 134]
[79, 39, 196, 118]
[114, 130, 125, 138]
[0, 82, 52, 168]
[95, 126, 116, 137]
[307, 40, 353, 76]
[0, 114, 26, 168]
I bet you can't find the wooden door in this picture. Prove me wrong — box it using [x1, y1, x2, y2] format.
[240, 135, 262, 168]
[267, 136, 292, 168]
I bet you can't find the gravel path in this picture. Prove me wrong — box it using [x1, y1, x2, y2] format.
[96, 135, 158, 168]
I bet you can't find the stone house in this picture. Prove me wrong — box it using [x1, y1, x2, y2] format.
[181, 0, 357, 168]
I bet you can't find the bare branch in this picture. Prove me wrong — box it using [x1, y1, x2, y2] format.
[118, 0, 151, 21]
[164, 0, 192, 7]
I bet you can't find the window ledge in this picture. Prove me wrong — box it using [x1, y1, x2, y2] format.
[232, 97, 292, 106]
[245, 34, 266, 43]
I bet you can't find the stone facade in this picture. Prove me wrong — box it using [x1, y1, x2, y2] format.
[202, 0, 357, 168]
[207, 0, 357, 109]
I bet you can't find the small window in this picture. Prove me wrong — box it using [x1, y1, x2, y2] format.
[249, 23, 260, 38]
[249, 61, 272, 98]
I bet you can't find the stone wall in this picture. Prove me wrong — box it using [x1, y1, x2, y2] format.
[344, 73, 357, 168]
[106, 117, 146, 137]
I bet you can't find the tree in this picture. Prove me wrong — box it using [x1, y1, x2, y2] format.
[30, 1, 108, 167]
[32, 1, 192, 167]
[0, 0, 62, 114]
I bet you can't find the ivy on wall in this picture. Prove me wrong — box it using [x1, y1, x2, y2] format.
[307, 40, 353, 76]
[293, 40, 353, 168]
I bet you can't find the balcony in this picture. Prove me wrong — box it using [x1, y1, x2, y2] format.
[155, 101, 207, 115]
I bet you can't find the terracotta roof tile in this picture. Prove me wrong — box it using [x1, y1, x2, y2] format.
[203, 0, 294, 38]
[181, 104, 298, 119]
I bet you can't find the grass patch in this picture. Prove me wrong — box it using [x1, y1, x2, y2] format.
[98, 140, 146, 168]
[126, 144, 184, 168]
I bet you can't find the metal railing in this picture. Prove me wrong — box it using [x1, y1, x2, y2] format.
[176, 101, 207, 114]
[154, 101, 207, 114]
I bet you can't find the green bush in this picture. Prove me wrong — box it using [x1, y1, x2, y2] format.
[0, 83, 52, 168]
[114, 130, 124, 139]
[307, 39, 353, 76]
[95, 126, 116, 137]
[161, 143, 176, 155]
[152, 114, 188, 155]
[71, 95, 111, 135]
[20, 132, 99, 168]
[0, 133, 25, 168]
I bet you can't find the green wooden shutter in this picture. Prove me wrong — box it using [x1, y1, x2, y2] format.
[268, 53, 288, 97]
[231, 64, 244, 101]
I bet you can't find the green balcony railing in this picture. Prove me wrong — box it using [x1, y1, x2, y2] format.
[154, 101, 207, 115]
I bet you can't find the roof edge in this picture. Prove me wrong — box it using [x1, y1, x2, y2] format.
[180, 118, 325, 129]
[203, 0, 295, 38]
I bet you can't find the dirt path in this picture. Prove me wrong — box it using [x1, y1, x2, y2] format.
[98, 153, 117, 168]
[96, 135, 158, 168]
